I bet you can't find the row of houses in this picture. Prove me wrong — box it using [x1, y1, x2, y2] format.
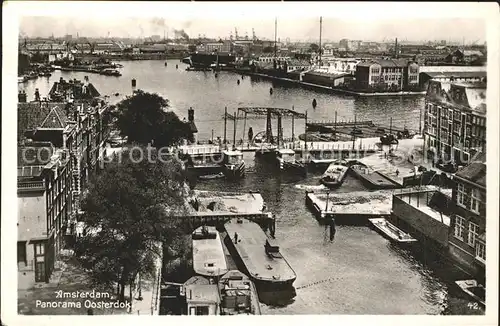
[391, 77, 487, 287]
[17, 78, 112, 287]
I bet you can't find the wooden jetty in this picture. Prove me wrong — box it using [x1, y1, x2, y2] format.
[178, 191, 274, 230]
[305, 190, 393, 225]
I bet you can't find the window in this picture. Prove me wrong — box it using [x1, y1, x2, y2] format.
[471, 189, 481, 213]
[476, 241, 486, 261]
[454, 215, 466, 241]
[35, 242, 45, 256]
[195, 306, 209, 315]
[468, 222, 479, 247]
[457, 183, 466, 207]
[17, 241, 27, 265]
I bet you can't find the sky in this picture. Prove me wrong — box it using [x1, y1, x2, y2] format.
[17, 3, 488, 44]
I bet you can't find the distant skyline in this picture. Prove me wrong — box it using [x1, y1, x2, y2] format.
[19, 16, 486, 44]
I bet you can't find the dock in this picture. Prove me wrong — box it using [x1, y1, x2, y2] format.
[177, 191, 273, 229]
[305, 190, 394, 224]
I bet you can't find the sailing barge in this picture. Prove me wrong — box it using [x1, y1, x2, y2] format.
[368, 218, 417, 243]
[224, 218, 296, 289]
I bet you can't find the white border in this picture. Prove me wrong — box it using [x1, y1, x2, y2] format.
[2, 2, 499, 326]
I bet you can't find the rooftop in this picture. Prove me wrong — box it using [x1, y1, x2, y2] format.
[455, 162, 486, 188]
[184, 284, 220, 304]
[422, 71, 487, 79]
[419, 66, 487, 73]
[18, 102, 68, 142]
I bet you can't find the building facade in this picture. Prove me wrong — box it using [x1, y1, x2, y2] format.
[355, 59, 420, 91]
[423, 80, 486, 165]
[17, 79, 111, 285]
[449, 162, 486, 284]
[18, 143, 72, 286]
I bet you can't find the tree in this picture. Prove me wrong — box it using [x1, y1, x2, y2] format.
[309, 43, 320, 53]
[115, 90, 194, 147]
[262, 46, 274, 54]
[75, 147, 191, 302]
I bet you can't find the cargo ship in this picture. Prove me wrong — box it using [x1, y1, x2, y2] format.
[192, 226, 228, 278]
[224, 218, 296, 289]
[219, 270, 261, 315]
[183, 52, 236, 68]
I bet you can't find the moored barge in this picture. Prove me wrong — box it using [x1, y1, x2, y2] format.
[192, 225, 228, 278]
[224, 218, 296, 289]
[219, 270, 261, 315]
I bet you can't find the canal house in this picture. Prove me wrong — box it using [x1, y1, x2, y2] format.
[449, 162, 486, 285]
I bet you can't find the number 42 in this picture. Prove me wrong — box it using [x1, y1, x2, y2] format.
[467, 302, 479, 310]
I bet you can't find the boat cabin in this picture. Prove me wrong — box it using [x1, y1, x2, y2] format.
[276, 148, 297, 163]
[192, 225, 217, 240]
[222, 150, 243, 165]
[184, 283, 220, 315]
[220, 274, 253, 314]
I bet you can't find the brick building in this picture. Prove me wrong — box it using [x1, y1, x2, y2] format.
[17, 80, 112, 285]
[423, 80, 486, 165]
[18, 143, 72, 285]
[449, 162, 486, 284]
[355, 59, 420, 91]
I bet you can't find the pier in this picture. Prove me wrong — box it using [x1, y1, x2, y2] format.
[175, 191, 273, 230]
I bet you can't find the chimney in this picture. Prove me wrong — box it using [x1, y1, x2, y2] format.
[188, 107, 194, 122]
[395, 38, 398, 59]
[18, 90, 27, 103]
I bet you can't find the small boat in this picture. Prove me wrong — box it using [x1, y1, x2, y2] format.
[368, 218, 417, 243]
[165, 62, 168, 66]
[114, 93, 120, 96]
[100, 68, 122, 77]
[192, 225, 228, 278]
[237, 79, 240, 85]
[320, 163, 349, 188]
[455, 280, 485, 307]
[219, 270, 261, 315]
[221, 150, 245, 178]
[312, 98, 317, 109]
[275, 148, 306, 174]
[198, 172, 225, 180]
[176, 64, 178, 69]
[269, 87, 273, 95]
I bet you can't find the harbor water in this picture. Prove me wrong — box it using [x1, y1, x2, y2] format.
[20, 60, 478, 315]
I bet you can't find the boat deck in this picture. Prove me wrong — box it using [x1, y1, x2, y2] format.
[192, 226, 228, 277]
[224, 219, 296, 283]
[350, 166, 401, 189]
[369, 218, 417, 243]
[219, 270, 261, 315]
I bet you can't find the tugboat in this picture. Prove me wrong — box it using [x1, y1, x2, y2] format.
[221, 150, 245, 179]
[275, 148, 306, 174]
[219, 270, 261, 315]
[224, 218, 296, 289]
[192, 225, 228, 278]
[320, 162, 349, 188]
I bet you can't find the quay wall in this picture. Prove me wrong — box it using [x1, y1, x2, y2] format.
[391, 194, 449, 247]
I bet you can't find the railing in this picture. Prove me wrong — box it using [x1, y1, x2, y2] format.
[18, 182, 45, 190]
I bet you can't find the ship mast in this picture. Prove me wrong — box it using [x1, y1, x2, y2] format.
[319, 16, 322, 66]
[274, 17, 277, 62]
